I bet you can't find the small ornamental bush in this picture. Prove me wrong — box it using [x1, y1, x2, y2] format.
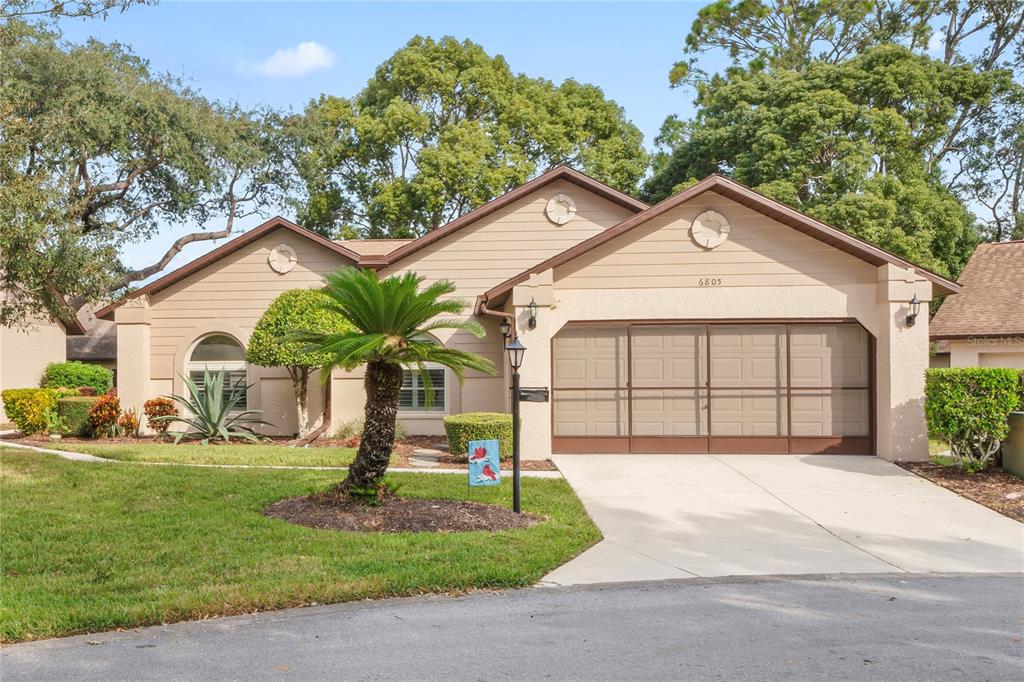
[88, 393, 122, 438]
[2, 388, 71, 434]
[443, 412, 513, 460]
[42, 361, 113, 395]
[56, 397, 100, 436]
[118, 409, 140, 437]
[77, 386, 98, 397]
[925, 368, 1021, 472]
[144, 397, 179, 435]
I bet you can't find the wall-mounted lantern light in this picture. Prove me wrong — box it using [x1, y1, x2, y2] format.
[906, 294, 921, 327]
[498, 317, 512, 340]
[527, 298, 538, 330]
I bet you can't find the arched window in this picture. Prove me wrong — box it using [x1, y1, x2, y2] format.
[187, 334, 248, 410]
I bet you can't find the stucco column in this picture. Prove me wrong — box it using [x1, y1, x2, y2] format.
[512, 270, 554, 460]
[115, 296, 152, 433]
[874, 265, 932, 461]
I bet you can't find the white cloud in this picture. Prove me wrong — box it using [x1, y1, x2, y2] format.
[244, 42, 334, 77]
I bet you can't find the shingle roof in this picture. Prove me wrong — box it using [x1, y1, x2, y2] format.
[930, 241, 1024, 339]
[67, 304, 116, 361]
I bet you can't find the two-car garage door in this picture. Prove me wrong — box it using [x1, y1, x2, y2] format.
[552, 321, 873, 455]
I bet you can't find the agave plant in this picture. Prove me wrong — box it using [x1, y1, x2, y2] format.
[155, 369, 272, 444]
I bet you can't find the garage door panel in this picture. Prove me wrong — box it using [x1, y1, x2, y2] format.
[711, 389, 788, 436]
[790, 325, 869, 387]
[711, 325, 787, 388]
[632, 389, 707, 436]
[791, 389, 870, 437]
[631, 325, 706, 387]
[552, 326, 627, 389]
[553, 389, 627, 436]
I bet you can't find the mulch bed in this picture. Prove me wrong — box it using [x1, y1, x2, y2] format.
[899, 461, 1024, 522]
[264, 493, 539, 533]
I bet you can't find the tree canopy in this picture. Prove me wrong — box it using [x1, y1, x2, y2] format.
[287, 36, 648, 239]
[647, 46, 1000, 275]
[654, 1, 1024, 275]
[246, 289, 349, 371]
[0, 21, 288, 327]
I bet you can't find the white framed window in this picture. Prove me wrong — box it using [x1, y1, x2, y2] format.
[186, 334, 248, 410]
[399, 366, 446, 413]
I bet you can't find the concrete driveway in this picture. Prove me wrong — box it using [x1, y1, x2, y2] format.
[544, 455, 1024, 585]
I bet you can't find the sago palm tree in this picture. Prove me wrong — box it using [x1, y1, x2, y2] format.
[294, 268, 496, 498]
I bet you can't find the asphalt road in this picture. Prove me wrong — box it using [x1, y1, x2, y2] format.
[3, 574, 1022, 681]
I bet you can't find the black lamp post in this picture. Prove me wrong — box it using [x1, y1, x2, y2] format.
[505, 337, 526, 513]
[906, 294, 921, 327]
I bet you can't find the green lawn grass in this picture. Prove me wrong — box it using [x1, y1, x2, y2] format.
[45, 441, 362, 467]
[0, 449, 599, 643]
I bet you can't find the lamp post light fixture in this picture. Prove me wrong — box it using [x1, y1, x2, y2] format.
[527, 298, 539, 330]
[505, 337, 526, 513]
[498, 317, 512, 341]
[906, 294, 921, 327]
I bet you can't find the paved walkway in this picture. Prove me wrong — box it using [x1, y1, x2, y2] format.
[0, 440, 562, 477]
[3, 574, 1021, 681]
[544, 455, 1024, 585]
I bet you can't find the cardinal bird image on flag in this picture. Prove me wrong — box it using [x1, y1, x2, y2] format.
[476, 463, 498, 483]
[467, 439, 501, 486]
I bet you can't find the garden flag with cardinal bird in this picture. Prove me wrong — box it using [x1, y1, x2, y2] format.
[467, 439, 500, 487]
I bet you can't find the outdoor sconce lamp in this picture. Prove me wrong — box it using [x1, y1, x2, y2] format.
[906, 294, 921, 327]
[527, 298, 538, 330]
[498, 317, 512, 340]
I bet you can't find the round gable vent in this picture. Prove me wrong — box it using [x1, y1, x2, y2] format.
[268, 243, 298, 274]
[545, 194, 577, 225]
[690, 210, 731, 249]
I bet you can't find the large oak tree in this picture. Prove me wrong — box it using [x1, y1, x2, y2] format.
[288, 36, 648, 239]
[655, 0, 1024, 275]
[0, 21, 287, 327]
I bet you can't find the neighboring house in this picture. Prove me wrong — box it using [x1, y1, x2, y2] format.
[97, 167, 958, 460]
[930, 241, 1024, 370]
[0, 299, 86, 423]
[67, 304, 118, 378]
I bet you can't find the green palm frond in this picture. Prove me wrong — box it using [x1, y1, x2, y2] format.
[295, 268, 498, 379]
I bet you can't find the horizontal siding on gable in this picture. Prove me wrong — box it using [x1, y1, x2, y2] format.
[147, 228, 353, 380]
[383, 178, 636, 302]
[555, 194, 875, 290]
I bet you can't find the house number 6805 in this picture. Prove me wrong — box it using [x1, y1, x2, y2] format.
[698, 277, 722, 287]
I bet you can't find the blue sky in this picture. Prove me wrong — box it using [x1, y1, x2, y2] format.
[58, 1, 718, 274]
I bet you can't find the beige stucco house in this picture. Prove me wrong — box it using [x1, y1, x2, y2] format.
[0, 300, 85, 423]
[97, 167, 959, 461]
[930, 241, 1024, 370]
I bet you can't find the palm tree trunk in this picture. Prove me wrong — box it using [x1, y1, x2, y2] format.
[341, 359, 403, 494]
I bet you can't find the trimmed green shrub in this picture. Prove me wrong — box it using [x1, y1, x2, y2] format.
[443, 412, 513, 460]
[56, 397, 100, 436]
[42, 361, 113, 395]
[925, 368, 1021, 472]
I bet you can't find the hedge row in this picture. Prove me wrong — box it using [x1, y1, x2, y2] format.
[42, 361, 113, 395]
[443, 412, 513, 460]
[56, 397, 100, 436]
